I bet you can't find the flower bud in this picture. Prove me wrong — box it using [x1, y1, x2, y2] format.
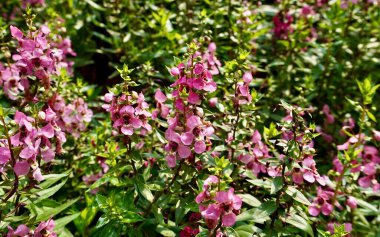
[373, 130, 380, 141]
[38, 111, 46, 120]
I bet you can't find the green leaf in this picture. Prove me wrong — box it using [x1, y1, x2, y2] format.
[270, 177, 284, 194]
[238, 194, 261, 207]
[235, 225, 260, 237]
[93, 222, 120, 237]
[247, 179, 271, 189]
[40, 171, 70, 189]
[156, 225, 176, 237]
[120, 211, 144, 223]
[175, 200, 188, 224]
[24, 178, 68, 204]
[3, 215, 28, 223]
[59, 228, 75, 237]
[135, 175, 154, 202]
[356, 198, 379, 213]
[35, 198, 79, 222]
[95, 215, 110, 229]
[366, 110, 377, 123]
[84, 0, 106, 11]
[96, 194, 108, 209]
[35, 179, 67, 201]
[283, 214, 314, 237]
[253, 201, 277, 220]
[236, 201, 277, 223]
[285, 187, 311, 206]
[54, 213, 81, 231]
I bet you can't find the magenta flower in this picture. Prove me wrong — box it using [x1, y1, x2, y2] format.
[308, 187, 335, 216]
[322, 104, 335, 124]
[1, 25, 76, 101]
[195, 175, 219, 203]
[0, 147, 11, 165]
[179, 226, 199, 237]
[201, 42, 222, 75]
[14, 161, 30, 176]
[373, 130, 380, 141]
[297, 157, 326, 185]
[236, 72, 253, 105]
[103, 91, 151, 137]
[200, 204, 221, 229]
[34, 218, 57, 237]
[152, 89, 170, 119]
[273, 12, 293, 39]
[198, 187, 242, 229]
[346, 196, 357, 209]
[238, 130, 270, 176]
[6, 224, 29, 237]
[301, 5, 315, 16]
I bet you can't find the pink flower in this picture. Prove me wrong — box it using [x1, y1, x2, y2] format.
[308, 188, 335, 216]
[238, 130, 270, 176]
[34, 218, 57, 237]
[6, 224, 29, 237]
[301, 5, 315, 16]
[322, 104, 335, 124]
[208, 97, 218, 107]
[14, 161, 30, 176]
[10, 26, 23, 40]
[179, 226, 199, 237]
[215, 188, 242, 211]
[202, 43, 221, 75]
[200, 204, 221, 229]
[103, 91, 151, 137]
[197, 185, 241, 229]
[373, 130, 380, 141]
[346, 196, 357, 209]
[1, 25, 76, 100]
[273, 12, 293, 39]
[14, 111, 34, 131]
[0, 147, 11, 165]
[299, 157, 326, 185]
[170, 67, 180, 76]
[195, 175, 218, 203]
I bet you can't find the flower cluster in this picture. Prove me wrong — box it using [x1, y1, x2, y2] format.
[0, 22, 92, 182]
[237, 130, 270, 176]
[278, 108, 326, 187]
[0, 110, 66, 181]
[49, 95, 93, 138]
[273, 11, 293, 39]
[179, 226, 199, 237]
[335, 133, 380, 191]
[322, 104, 335, 125]
[0, 25, 74, 101]
[164, 45, 218, 168]
[308, 187, 335, 216]
[197, 42, 221, 75]
[103, 91, 152, 137]
[7, 218, 56, 237]
[196, 176, 242, 229]
[292, 156, 326, 186]
[165, 114, 214, 167]
[236, 72, 253, 105]
[152, 89, 170, 120]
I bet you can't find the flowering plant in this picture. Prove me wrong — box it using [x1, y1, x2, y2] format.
[1, 0, 380, 237]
